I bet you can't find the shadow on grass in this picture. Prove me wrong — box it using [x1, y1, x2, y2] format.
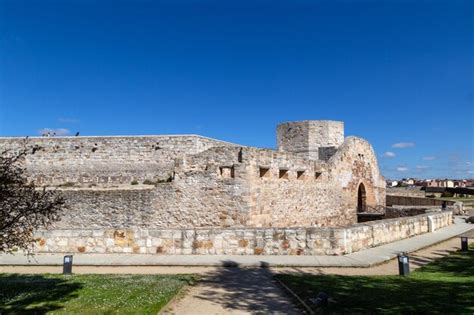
[277, 249, 474, 314]
[278, 273, 473, 314]
[417, 247, 474, 276]
[0, 274, 82, 314]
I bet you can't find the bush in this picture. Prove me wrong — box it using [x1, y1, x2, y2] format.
[130, 180, 138, 185]
[142, 179, 156, 185]
[441, 192, 454, 198]
[1, 149, 65, 253]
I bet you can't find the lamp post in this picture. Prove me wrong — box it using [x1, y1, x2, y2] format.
[63, 255, 73, 275]
[397, 253, 410, 276]
[461, 237, 468, 252]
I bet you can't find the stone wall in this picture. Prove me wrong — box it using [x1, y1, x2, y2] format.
[327, 137, 386, 214]
[0, 135, 235, 185]
[34, 211, 452, 256]
[277, 120, 344, 160]
[343, 211, 452, 253]
[386, 195, 455, 207]
[54, 180, 248, 229]
[1, 120, 386, 230]
[386, 187, 425, 197]
[56, 188, 155, 229]
[244, 149, 352, 227]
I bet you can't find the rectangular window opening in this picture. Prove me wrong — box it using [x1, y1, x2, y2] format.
[259, 167, 270, 178]
[297, 171, 306, 180]
[279, 169, 289, 179]
[220, 166, 235, 179]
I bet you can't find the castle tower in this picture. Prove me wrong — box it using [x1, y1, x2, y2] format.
[276, 120, 344, 161]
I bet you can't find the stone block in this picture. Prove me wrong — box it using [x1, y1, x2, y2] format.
[92, 230, 104, 237]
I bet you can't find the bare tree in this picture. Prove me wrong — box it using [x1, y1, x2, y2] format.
[0, 148, 65, 253]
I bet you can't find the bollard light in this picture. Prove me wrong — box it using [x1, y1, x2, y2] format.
[63, 255, 73, 275]
[397, 253, 410, 276]
[461, 237, 468, 252]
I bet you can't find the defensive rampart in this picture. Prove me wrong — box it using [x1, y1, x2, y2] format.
[34, 211, 452, 256]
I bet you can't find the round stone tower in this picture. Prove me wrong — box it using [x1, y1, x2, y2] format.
[276, 120, 344, 161]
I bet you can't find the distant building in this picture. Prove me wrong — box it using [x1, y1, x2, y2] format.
[425, 179, 465, 188]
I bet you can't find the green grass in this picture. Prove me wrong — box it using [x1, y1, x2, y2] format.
[277, 246, 474, 314]
[0, 273, 195, 314]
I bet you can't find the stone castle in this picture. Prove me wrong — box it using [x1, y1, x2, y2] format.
[0, 120, 452, 256]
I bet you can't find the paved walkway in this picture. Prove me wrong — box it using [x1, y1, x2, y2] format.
[1, 218, 471, 268]
[1, 236, 464, 276]
[163, 268, 300, 314]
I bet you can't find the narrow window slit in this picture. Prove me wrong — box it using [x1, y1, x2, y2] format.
[279, 169, 289, 179]
[297, 171, 305, 180]
[259, 167, 270, 178]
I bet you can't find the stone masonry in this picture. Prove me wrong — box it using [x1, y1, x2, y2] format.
[34, 211, 452, 255]
[0, 120, 434, 256]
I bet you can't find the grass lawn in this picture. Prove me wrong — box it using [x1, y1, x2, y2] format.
[0, 273, 195, 314]
[277, 246, 474, 314]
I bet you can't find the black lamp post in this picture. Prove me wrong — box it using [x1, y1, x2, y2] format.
[397, 253, 410, 276]
[461, 237, 468, 252]
[63, 255, 73, 275]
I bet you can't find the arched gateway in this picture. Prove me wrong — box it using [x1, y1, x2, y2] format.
[357, 183, 367, 212]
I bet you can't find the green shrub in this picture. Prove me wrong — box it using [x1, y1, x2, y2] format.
[441, 191, 454, 198]
[131, 180, 138, 185]
[143, 179, 156, 185]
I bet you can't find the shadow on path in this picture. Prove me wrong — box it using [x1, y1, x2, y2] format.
[188, 261, 300, 314]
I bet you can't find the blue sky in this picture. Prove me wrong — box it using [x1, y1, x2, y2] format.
[0, 0, 472, 179]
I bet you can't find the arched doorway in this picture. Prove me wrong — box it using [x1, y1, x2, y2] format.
[357, 183, 367, 212]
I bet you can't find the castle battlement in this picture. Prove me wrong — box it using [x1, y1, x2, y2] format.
[0, 120, 386, 232]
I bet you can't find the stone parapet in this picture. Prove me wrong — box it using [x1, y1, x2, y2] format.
[34, 211, 452, 256]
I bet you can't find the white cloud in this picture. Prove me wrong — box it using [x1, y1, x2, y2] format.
[423, 156, 436, 161]
[58, 117, 79, 123]
[383, 151, 396, 158]
[466, 162, 474, 166]
[392, 142, 415, 148]
[38, 128, 70, 136]
[397, 167, 409, 172]
[416, 165, 429, 169]
[468, 170, 474, 174]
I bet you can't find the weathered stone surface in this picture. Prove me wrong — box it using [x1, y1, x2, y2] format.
[0, 121, 386, 229]
[1, 120, 394, 255]
[32, 212, 452, 255]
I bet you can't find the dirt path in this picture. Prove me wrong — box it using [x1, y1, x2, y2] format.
[163, 267, 299, 314]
